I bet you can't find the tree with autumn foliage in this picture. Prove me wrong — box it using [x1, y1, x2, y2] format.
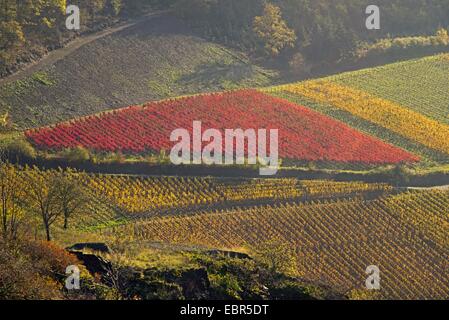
[252, 3, 297, 57]
[255, 239, 298, 276]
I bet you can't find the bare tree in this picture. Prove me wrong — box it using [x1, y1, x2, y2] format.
[0, 161, 25, 241]
[55, 174, 89, 229]
[25, 172, 62, 241]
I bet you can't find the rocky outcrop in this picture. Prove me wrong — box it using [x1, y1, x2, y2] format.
[66, 242, 112, 254]
[207, 249, 252, 260]
[141, 268, 211, 300]
[68, 250, 112, 276]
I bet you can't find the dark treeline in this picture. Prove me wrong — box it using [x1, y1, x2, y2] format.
[1, 0, 448, 76]
[0, 0, 170, 76]
[173, 0, 449, 65]
[7, 153, 449, 188]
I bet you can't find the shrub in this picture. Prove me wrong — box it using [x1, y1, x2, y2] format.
[0, 112, 12, 132]
[269, 280, 315, 300]
[21, 240, 80, 277]
[0, 21, 25, 51]
[64, 146, 91, 162]
[2, 139, 36, 160]
[0, 240, 63, 299]
[436, 28, 449, 45]
[134, 278, 184, 300]
[209, 273, 242, 299]
[356, 28, 449, 59]
[112, 151, 125, 164]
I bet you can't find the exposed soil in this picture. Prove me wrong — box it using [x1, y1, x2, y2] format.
[0, 12, 275, 129]
[0, 12, 163, 86]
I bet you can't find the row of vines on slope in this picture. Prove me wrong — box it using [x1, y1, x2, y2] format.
[25, 90, 418, 164]
[122, 191, 449, 299]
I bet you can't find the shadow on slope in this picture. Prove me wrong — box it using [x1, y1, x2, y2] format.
[0, 13, 277, 129]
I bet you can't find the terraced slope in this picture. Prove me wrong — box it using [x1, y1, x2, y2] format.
[0, 12, 276, 129]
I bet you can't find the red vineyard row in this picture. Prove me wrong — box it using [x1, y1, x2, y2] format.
[25, 90, 419, 164]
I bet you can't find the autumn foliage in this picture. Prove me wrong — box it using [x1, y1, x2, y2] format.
[0, 239, 79, 300]
[26, 90, 417, 164]
[277, 81, 449, 155]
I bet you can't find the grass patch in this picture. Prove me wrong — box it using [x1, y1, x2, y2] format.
[31, 72, 56, 86]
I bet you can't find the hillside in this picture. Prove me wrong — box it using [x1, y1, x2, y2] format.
[123, 190, 449, 300]
[2, 54, 449, 300]
[25, 89, 417, 166]
[8, 165, 449, 299]
[0, 12, 276, 129]
[23, 54, 449, 173]
[2, 1, 449, 305]
[268, 54, 449, 168]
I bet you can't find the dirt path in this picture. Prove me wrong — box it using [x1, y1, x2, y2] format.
[0, 11, 164, 86]
[407, 185, 449, 191]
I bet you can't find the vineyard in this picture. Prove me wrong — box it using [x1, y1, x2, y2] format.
[7, 51, 449, 300]
[79, 174, 392, 215]
[266, 54, 449, 165]
[273, 81, 449, 155]
[122, 190, 449, 299]
[25, 90, 417, 164]
[7, 163, 449, 299]
[332, 54, 449, 125]
[12, 166, 393, 230]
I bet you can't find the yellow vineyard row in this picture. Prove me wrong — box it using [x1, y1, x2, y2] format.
[125, 190, 449, 299]
[80, 174, 391, 214]
[272, 81, 449, 154]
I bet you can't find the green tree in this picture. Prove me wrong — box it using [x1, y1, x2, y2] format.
[253, 3, 296, 57]
[18, 0, 66, 28]
[110, 0, 122, 15]
[391, 164, 410, 187]
[3, 139, 37, 160]
[64, 145, 91, 162]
